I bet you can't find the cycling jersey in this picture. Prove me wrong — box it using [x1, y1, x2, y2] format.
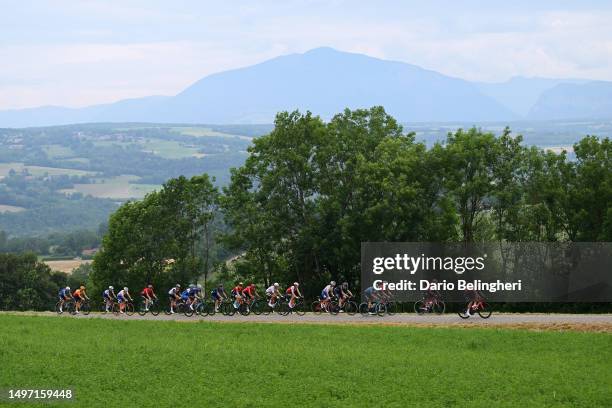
[141, 287, 154, 297]
[231, 286, 243, 296]
[180, 289, 191, 299]
[333, 286, 343, 297]
[321, 285, 333, 299]
[242, 286, 255, 297]
[117, 289, 129, 302]
[363, 286, 376, 299]
[211, 288, 224, 300]
[103, 289, 114, 299]
[285, 286, 296, 296]
[191, 288, 201, 297]
[168, 287, 179, 296]
[265, 286, 276, 295]
[73, 289, 85, 299]
[58, 288, 69, 298]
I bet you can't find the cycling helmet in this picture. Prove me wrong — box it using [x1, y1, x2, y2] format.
[274, 282, 279, 287]
[342, 282, 348, 288]
[176, 284, 181, 288]
[250, 283, 255, 288]
[294, 282, 299, 286]
[147, 284, 153, 288]
[330, 281, 336, 286]
[80, 285, 85, 290]
[189, 284, 196, 289]
[66, 286, 70, 291]
[238, 282, 243, 286]
[218, 284, 224, 288]
[123, 287, 128, 291]
[108, 285, 114, 290]
[197, 284, 202, 289]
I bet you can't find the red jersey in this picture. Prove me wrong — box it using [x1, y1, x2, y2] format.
[141, 287, 154, 297]
[242, 286, 255, 296]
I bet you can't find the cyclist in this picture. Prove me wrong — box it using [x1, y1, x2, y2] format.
[102, 285, 116, 312]
[117, 287, 133, 314]
[211, 284, 227, 312]
[168, 284, 181, 314]
[182, 284, 195, 309]
[57, 286, 72, 313]
[72, 285, 89, 314]
[189, 284, 204, 310]
[265, 283, 282, 308]
[242, 283, 259, 306]
[334, 282, 353, 310]
[140, 284, 157, 312]
[285, 282, 302, 309]
[363, 286, 380, 314]
[423, 279, 441, 310]
[231, 282, 244, 309]
[320, 281, 336, 311]
[464, 289, 484, 316]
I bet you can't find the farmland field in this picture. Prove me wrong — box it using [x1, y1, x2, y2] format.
[60, 175, 158, 199]
[0, 315, 610, 407]
[43, 259, 91, 273]
[0, 162, 94, 178]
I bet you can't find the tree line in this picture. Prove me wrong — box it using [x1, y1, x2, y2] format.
[1, 107, 610, 309]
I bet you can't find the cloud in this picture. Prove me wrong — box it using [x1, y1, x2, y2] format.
[0, 1, 611, 109]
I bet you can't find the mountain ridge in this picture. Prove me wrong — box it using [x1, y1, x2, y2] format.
[0, 47, 609, 127]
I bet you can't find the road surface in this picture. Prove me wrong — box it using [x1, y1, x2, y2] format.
[8, 311, 612, 331]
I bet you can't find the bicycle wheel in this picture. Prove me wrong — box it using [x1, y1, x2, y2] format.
[195, 302, 207, 316]
[328, 300, 339, 315]
[344, 301, 357, 316]
[125, 302, 135, 316]
[359, 302, 369, 316]
[55, 301, 63, 314]
[149, 302, 160, 316]
[375, 302, 386, 317]
[414, 300, 427, 315]
[278, 301, 290, 316]
[225, 302, 237, 316]
[478, 303, 492, 319]
[252, 300, 264, 315]
[137, 301, 147, 316]
[433, 300, 445, 315]
[184, 303, 195, 317]
[294, 300, 306, 316]
[458, 303, 471, 319]
[386, 302, 398, 316]
[81, 301, 91, 315]
[239, 302, 250, 316]
[311, 301, 322, 314]
[206, 301, 217, 316]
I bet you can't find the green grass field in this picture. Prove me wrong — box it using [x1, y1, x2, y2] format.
[0, 315, 610, 407]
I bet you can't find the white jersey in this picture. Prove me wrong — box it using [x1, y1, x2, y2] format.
[265, 285, 277, 295]
[118, 289, 129, 298]
[168, 287, 179, 295]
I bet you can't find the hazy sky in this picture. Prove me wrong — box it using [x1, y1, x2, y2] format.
[1, 0, 611, 109]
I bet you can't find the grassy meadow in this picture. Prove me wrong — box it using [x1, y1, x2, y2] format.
[0, 315, 610, 407]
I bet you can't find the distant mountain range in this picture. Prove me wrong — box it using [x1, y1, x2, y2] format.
[1, 47, 611, 128]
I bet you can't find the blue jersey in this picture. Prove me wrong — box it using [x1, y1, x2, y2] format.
[191, 288, 201, 296]
[181, 289, 191, 298]
[59, 288, 69, 297]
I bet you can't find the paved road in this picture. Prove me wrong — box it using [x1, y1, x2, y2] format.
[16, 311, 612, 330]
